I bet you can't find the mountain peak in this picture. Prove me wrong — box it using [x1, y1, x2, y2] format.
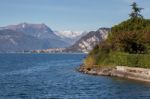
[19, 22, 27, 28]
[54, 30, 87, 39]
[18, 23, 48, 29]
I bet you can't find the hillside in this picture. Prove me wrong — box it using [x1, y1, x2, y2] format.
[0, 29, 44, 52]
[84, 3, 150, 68]
[65, 28, 110, 53]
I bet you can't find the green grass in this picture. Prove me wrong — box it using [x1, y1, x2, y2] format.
[109, 52, 150, 68]
[84, 52, 150, 68]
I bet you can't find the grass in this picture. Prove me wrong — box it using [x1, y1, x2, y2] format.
[84, 52, 150, 68]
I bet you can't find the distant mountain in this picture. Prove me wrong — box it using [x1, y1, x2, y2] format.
[65, 28, 110, 53]
[54, 30, 86, 39]
[2, 23, 59, 39]
[54, 30, 88, 45]
[0, 29, 44, 52]
[0, 23, 71, 52]
[0, 23, 110, 53]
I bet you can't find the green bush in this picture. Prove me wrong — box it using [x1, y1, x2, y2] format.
[84, 51, 150, 68]
[100, 52, 150, 68]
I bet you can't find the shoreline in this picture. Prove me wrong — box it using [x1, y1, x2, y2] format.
[78, 65, 150, 82]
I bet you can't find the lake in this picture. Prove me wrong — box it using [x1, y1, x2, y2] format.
[0, 53, 150, 99]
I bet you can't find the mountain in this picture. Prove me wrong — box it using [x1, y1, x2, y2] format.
[65, 28, 110, 53]
[0, 23, 110, 53]
[54, 30, 88, 45]
[2, 23, 59, 39]
[0, 23, 71, 52]
[0, 29, 44, 52]
[54, 30, 86, 39]
[0, 23, 73, 52]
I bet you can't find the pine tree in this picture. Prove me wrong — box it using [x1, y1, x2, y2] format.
[129, 2, 143, 18]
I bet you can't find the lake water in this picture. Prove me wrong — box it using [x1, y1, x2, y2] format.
[0, 53, 150, 99]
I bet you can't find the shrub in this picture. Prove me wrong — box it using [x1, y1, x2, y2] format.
[84, 56, 96, 68]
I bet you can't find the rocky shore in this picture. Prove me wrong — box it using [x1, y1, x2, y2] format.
[78, 65, 150, 82]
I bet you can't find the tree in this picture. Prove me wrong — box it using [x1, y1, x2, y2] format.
[129, 2, 143, 18]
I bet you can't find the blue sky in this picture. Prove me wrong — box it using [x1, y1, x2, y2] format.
[0, 0, 150, 31]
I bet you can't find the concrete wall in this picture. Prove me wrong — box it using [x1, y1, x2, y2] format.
[79, 65, 150, 82]
[116, 66, 150, 76]
[115, 66, 150, 82]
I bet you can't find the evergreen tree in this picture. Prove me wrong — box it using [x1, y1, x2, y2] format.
[129, 2, 143, 18]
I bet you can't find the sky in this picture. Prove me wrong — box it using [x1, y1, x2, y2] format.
[0, 0, 150, 31]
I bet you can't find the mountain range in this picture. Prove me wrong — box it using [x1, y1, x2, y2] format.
[0, 23, 85, 52]
[0, 23, 110, 53]
[32, 28, 110, 53]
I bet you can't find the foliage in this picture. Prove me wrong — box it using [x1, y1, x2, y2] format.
[129, 2, 143, 18]
[84, 2, 150, 68]
[84, 56, 96, 68]
[84, 51, 150, 68]
[108, 18, 150, 54]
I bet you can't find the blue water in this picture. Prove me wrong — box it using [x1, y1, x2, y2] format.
[0, 54, 150, 99]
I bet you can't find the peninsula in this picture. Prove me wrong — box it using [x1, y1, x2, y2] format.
[79, 2, 150, 82]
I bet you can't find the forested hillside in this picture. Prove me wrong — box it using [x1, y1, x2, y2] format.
[84, 2, 150, 68]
